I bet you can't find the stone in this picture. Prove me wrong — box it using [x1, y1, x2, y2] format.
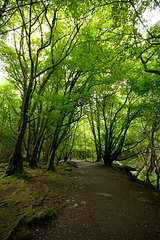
[65, 167, 72, 171]
[96, 192, 112, 197]
[27, 208, 58, 226]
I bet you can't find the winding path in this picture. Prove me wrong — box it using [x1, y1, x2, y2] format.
[50, 161, 159, 240]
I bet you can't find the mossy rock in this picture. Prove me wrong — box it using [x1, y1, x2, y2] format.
[27, 208, 58, 226]
[66, 161, 78, 168]
[114, 166, 137, 177]
[4, 206, 58, 239]
[6, 218, 32, 240]
[138, 197, 153, 205]
[65, 167, 72, 172]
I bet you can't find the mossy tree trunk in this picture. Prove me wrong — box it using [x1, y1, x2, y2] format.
[5, 127, 25, 175]
[47, 146, 57, 171]
[5, 86, 32, 175]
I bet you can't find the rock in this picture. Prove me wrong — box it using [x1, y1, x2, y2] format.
[138, 197, 153, 205]
[80, 201, 86, 205]
[27, 208, 58, 226]
[6, 219, 32, 240]
[5, 208, 58, 239]
[66, 161, 78, 167]
[73, 203, 78, 207]
[96, 192, 112, 197]
[153, 192, 159, 197]
[65, 167, 72, 171]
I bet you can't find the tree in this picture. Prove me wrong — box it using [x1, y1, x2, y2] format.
[140, 89, 160, 189]
[86, 84, 140, 167]
[0, 1, 83, 175]
[45, 66, 90, 171]
[128, 0, 160, 75]
[86, 94, 102, 162]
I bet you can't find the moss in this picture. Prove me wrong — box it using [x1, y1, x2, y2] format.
[0, 164, 74, 239]
[153, 192, 159, 197]
[138, 197, 153, 205]
[27, 208, 58, 226]
[5, 217, 32, 240]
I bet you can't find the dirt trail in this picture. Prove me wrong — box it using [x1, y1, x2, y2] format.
[43, 161, 159, 240]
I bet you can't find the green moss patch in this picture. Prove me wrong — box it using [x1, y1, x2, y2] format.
[0, 162, 77, 240]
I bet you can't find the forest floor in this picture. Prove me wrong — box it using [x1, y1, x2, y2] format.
[0, 160, 160, 240]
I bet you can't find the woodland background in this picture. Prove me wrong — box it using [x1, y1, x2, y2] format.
[0, 0, 160, 188]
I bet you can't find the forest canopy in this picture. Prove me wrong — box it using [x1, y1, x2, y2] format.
[0, 0, 160, 189]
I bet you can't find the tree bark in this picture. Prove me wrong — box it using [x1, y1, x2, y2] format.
[5, 121, 26, 175]
[46, 147, 57, 171]
[5, 78, 33, 175]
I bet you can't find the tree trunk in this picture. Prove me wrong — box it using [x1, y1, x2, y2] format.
[46, 147, 57, 171]
[5, 78, 33, 176]
[5, 124, 26, 176]
[103, 156, 113, 167]
[64, 153, 68, 162]
[29, 135, 44, 168]
[95, 147, 101, 162]
[29, 144, 38, 168]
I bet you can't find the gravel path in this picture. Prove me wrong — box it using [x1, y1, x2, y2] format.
[48, 161, 160, 240]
